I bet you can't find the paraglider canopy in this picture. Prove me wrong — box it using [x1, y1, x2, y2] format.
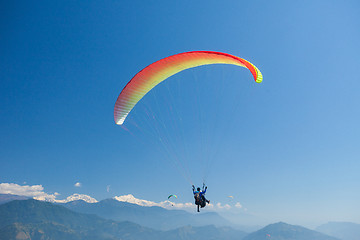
[114, 51, 263, 125]
[168, 195, 177, 199]
[113, 50, 263, 186]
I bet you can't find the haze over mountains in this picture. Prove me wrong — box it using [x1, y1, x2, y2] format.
[1, 194, 358, 240]
[62, 198, 231, 231]
[316, 222, 360, 240]
[243, 222, 339, 240]
[0, 199, 247, 240]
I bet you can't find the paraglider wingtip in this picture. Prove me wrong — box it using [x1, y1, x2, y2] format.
[256, 71, 263, 83]
[115, 118, 125, 125]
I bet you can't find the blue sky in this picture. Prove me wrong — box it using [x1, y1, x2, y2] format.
[1, 0, 360, 227]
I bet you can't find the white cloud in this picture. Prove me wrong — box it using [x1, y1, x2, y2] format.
[0, 183, 97, 203]
[216, 202, 231, 210]
[235, 202, 243, 208]
[114, 194, 193, 210]
[74, 182, 82, 187]
[113, 194, 238, 212]
[0, 183, 58, 201]
[0, 183, 240, 212]
[106, 185, 110, 193]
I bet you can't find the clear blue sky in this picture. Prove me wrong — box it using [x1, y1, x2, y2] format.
[1, 0, 359, 227]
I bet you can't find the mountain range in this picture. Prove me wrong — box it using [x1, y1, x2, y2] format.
[0, 194, 29, 205]
[0, 199, 247, 240]
[61, 198, 231, 231]
[0, 197, 349, 240]
[316, 222, 360, 240]
[243, 222, 339, 240]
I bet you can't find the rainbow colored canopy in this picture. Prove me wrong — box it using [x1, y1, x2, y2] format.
[168, 195, 177, 199]
[114, 51, 262, 125]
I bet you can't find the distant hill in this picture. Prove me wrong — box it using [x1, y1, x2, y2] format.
[316, 222, 360, 240]
[0, 199, 247, 240]
[0, 199, 158, 240]
[62, 198, 232, 230]
[166, 225, 247, 240]
[0, 194, 29, 205]
[242, 222, 339, 240]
